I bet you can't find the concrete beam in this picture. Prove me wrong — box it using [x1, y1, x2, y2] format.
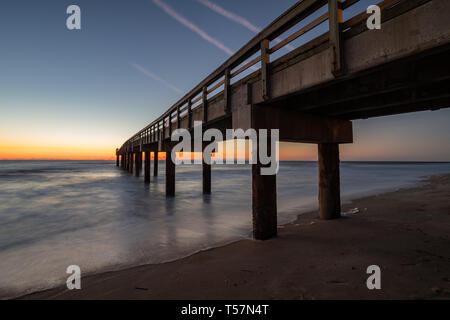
[328, 0, 344, 76]
[243, 105, 353, 144]
[344, 0, 450, 74]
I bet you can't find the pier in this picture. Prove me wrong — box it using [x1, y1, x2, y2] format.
[116, 0, 450, 240]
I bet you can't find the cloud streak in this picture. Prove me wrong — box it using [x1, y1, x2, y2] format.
[196, 0, 260, 33]
[130, 62, 183, 94]
[152, 0, 234, 56]
[196, 0, 295, 51]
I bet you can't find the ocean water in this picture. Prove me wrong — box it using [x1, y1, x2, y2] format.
[0, 160, 449, 299]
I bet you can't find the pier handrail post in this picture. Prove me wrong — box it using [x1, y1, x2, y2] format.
[261, 39, 270, 101]
[188, 99, 192, 129]
[224, 68, 231, 114]
[202, 86, 208, 123]
[328, 0, 344, 76]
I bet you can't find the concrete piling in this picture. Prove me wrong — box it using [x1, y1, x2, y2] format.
[318, 143, 341, 220]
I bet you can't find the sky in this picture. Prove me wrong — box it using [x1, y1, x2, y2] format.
[0, 0, 449, 161]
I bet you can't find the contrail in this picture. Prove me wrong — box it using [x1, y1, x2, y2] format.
[196, 0, 295, 51]
[130, 62, 183, 94]
[196, 0, 260, 33]
[152, 0, 234, 56]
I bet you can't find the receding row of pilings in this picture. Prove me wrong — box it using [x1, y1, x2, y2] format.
[116, 145, 212, 197]
[116, 142, 341, 240]
[118, 150, 160, 180]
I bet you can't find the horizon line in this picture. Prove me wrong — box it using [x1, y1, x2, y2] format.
[1, 159, 449, 163]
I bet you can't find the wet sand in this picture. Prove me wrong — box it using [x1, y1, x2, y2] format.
[20, 174, 450, 299]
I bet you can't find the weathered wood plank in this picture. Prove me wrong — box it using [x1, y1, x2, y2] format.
[328, 0, 344, 76]
[203, 86, 208, 122]
[224, 68, 231, 114]
[269, 12, 329, 54]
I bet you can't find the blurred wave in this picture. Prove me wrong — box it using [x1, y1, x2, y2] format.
[0, 160, 449, 298]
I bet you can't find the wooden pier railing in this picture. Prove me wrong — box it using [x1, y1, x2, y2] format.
[118, 0, 411, 154]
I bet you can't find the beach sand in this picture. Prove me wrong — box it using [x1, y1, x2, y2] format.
[20, 174, 450, 300]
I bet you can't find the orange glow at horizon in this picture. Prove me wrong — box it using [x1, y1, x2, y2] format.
[0, 142, 319, 161]
[0, 143, 116, 160]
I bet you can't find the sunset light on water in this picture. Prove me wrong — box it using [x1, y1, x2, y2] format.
[0, 0, 449, 308]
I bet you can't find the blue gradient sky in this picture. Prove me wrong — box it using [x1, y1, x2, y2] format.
[0, 0, 449, 160]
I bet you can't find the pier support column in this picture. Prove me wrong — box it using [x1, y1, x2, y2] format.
[202, 143, 211, 194]
[318, 143, 341, 220]
[129, 152, 134, 174]
[135, 152, 142, 177]
[165, 147, 175, 197]
[134, 152, 138, 177]
[144, 150, 150, 183]
[154, 151, 159, 176]
[116, 155, 119, 166]
[252, 132, 277, 240]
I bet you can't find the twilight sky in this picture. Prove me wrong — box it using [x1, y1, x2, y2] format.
[0, 0, 449, 160]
